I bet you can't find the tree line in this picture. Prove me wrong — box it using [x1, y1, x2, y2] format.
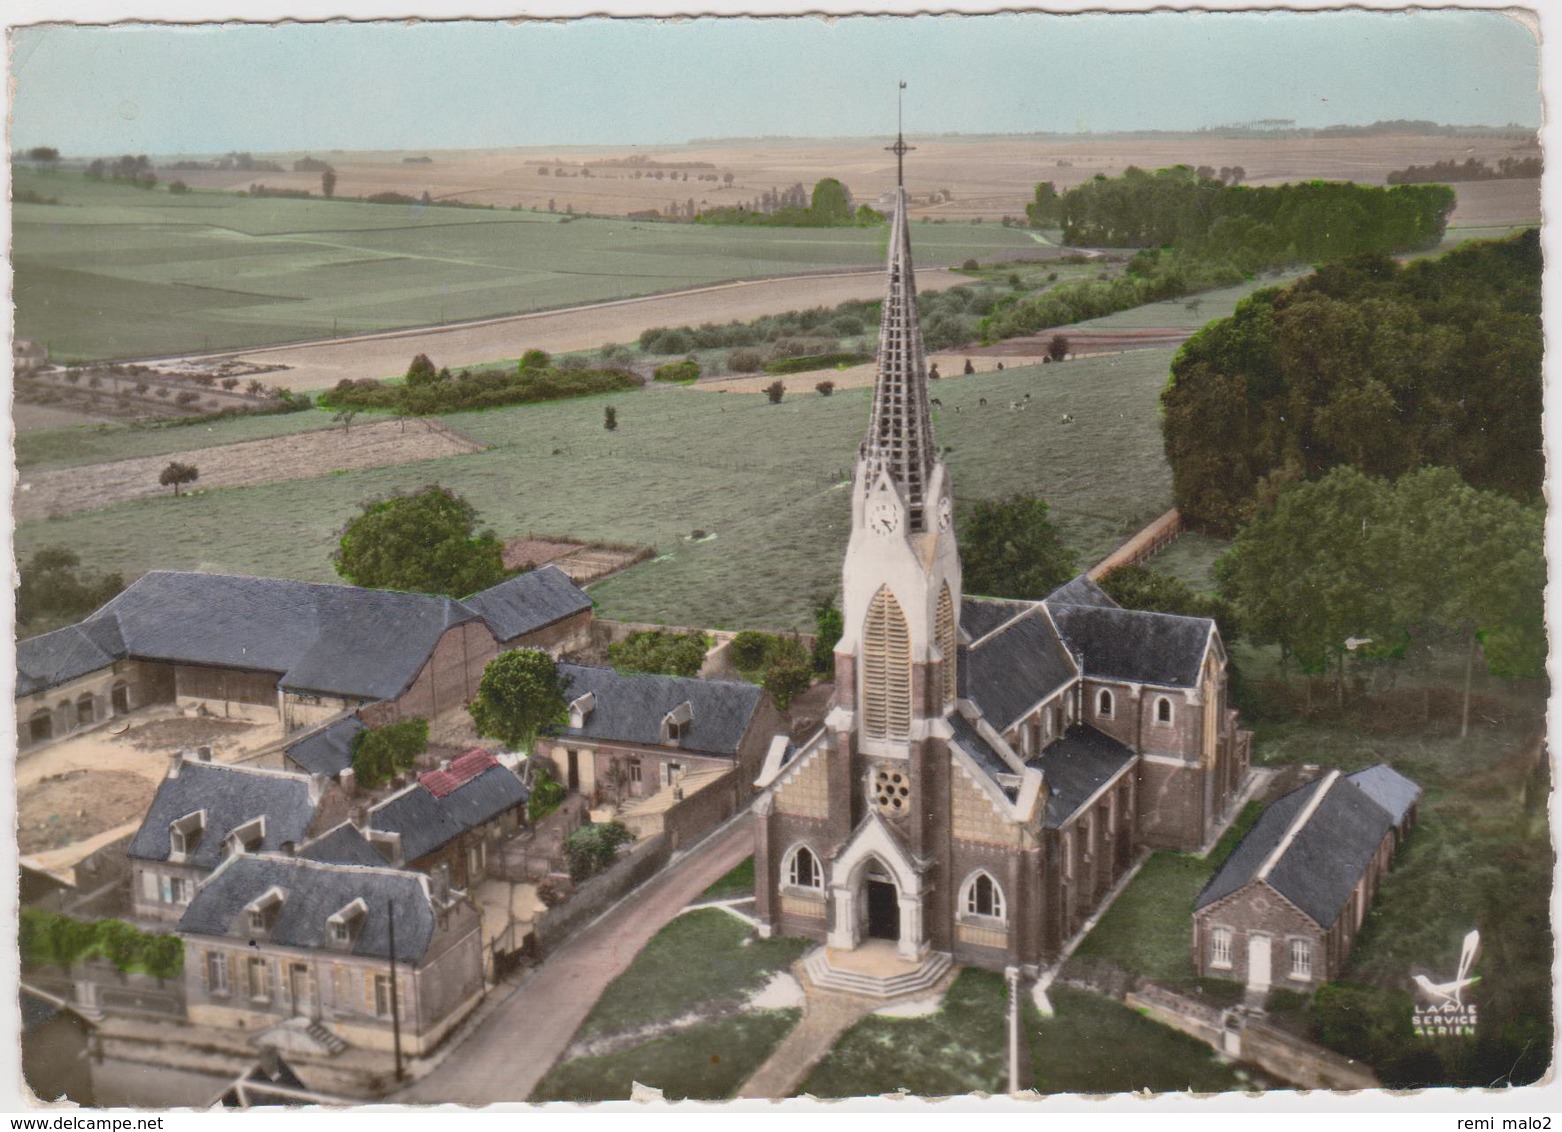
[1162, 229, 1541, 535]
[698, 177, 881, 228]
[323, 351, 642, 416]
[1386, 155, 1541, 184]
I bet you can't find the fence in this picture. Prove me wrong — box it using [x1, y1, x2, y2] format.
[1087, 508, 1183, 580]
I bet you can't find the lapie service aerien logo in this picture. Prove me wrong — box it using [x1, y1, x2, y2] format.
[1411, 929, 1480, 1037]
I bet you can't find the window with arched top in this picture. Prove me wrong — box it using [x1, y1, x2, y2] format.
[936, 584, 957, 705]
[961, 871, 1006, 922]
[1097, 689, 1113, 718]
[1156, 697, 1173, 724]
[862, 587, 911, 740]
[785, 845, 822, 891]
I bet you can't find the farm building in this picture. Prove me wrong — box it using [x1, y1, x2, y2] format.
[751, 177, 1253, 989]
[179, 853, 484, 1056]
[14, 337, 48, 375]
[14, 564, 592, 750]
[127, 754, 342, 923]
[1191, 765, 1421, 992]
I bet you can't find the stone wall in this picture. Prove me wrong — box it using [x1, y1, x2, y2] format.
[531, 834, 672, 956]
[660, 770, 745, 851]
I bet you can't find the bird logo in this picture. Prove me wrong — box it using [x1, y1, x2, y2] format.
[1413, 929, 1481, 1008]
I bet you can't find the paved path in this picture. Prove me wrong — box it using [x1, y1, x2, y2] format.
[397, 816, 754, 1105]
[735, 979, 874, 1100]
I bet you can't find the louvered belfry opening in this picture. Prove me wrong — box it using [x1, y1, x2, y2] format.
[862, 187, 936, 532]
[862, 586, 912, 740]
[936, 584, 957, 705]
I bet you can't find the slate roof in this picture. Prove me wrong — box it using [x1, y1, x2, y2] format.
[16, 619, 126, 698]
[1194, 772, 1403, 928]
[1044, 575, 1120, 610]
[1046, 604, 1212, 688]
[1348, 764, 1422, 825]
[551, 664, 764, 758]
[367, 758, 529, 864]
[462, 565, 592, 643]
[128, 761, 318, 870]
[959, 607, 1077, 731]
[282, 717, 366, 778]
[179, 854, 437, 962]
[949, 712, 1016, 790]
[959, 597, 1037, 643]
[1026, 725, 1137, 829]
[297, 822, 389, 868]
[16, 566, 592, 703]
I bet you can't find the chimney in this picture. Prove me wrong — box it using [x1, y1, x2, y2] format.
[340, 766, 357, 795]
[279, 840, 296, 857]
[439, 759, 452, 773]
[196, 745, 213, 762]
[308, 773, 327, 806]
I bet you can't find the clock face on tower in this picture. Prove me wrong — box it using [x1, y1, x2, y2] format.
[868, 497, 900, 536]
[937, 495, 953, 531]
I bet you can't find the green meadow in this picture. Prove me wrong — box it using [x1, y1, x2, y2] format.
[13, 171, 1040, 362]
[15, 348, 1179, 631]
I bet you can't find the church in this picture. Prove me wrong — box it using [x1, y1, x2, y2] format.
[751, 152, 1252, 986]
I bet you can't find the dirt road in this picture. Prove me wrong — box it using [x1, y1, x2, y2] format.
[398, 815, 754, 1105]
[183, 269, 970, 393]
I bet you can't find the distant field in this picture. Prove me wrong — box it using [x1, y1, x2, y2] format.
[14, 349, 1178, 631]
[12, 170, 1040, 363]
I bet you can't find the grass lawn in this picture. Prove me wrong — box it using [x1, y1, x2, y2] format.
[531, 1010, 800, 1102]
[1028, 987, 1248, 1095]
[15, 406, 337, 473]
[1142, 531, 1230, 594]
[17, 348, 1178, 631]
[802, 968, 1008, 1098]
[14, 170, 1038, 362]
[572, 908, 808, 1043]
[1072, 268, 1312, 332]
[696, 856, 755, 903]
[1067, 802, 1262, 988]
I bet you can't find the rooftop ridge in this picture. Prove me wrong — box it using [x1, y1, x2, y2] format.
[1256, 769, 1341, 882]
[968, 600, 1046, 649]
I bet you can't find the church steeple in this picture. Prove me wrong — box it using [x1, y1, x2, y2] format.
[861, 181, 937, 532]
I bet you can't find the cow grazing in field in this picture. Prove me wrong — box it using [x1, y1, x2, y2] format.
[979, 398, 987, 407]
[1060, 413, 1074, 424]
[930, 397, 942, 408]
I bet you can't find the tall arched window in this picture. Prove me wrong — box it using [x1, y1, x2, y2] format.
[786, 845, 822, 890]
[1097, 689, 1113, 718]
[862, 587, 911, 740]
[1156, 696, 1173, 724]
[936, 584, 957, 705]
[962, 871, 1006, 922]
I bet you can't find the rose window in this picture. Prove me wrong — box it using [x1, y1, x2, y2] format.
[872, 766, 910, 814]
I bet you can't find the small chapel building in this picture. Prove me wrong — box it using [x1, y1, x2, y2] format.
[752, 161, 1252, 985]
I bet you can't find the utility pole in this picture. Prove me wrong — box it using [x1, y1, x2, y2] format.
[388, 899, 405, 1082]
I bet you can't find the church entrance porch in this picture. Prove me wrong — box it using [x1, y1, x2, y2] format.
[866, 880, 900, 941]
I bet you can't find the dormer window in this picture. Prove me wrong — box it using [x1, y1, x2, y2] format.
[245, 887, 286, 935]
[569, 691, 596, 729]
[328, 898, 368, 947]
[170, 810, 207, 860]
[660, 701, 693, 744]
[226, 817, 265, 858]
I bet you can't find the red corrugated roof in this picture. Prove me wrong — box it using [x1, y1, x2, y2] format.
[420, 748, 499, 799]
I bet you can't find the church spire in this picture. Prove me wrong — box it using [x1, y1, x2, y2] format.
[862, 112, 935, 533]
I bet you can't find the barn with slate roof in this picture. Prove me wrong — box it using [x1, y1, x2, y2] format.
[752, 162, 1253, 986]
[1191, 766, 1420, 991]
[14, 565, 591, 750]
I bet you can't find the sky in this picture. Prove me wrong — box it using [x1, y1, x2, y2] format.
[6, 8, 1543, 156]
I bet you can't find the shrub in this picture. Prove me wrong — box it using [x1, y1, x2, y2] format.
[1047, 334, 1070, 362]
[350, 718, 428, 789]
[604, 404, 618, 431]
[962, 258, 980, 271]
[528, 761, 567, 823]
[729, 630, 771, 671]
[406, 353, 438, 386]
[764, 380, 786, 404]
[564, 821, 634, 882]
[609, 630, 710, 678]
[815, 380, 835, 396]
[763, 660, 813, 710]
[97, 920, 145, 970]
[519, 348, 552, 372]
[653, 358, 701, 384]
[727, 349, 764, 372]
[763, 353, 869, 375]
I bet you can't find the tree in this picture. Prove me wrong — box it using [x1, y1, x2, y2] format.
[810, 177, 853, 224]
[469, 648, 570, 752]
[958, 496, 1076, 601]
[608, 630, 709, 678]
[1025, 181, 1062, 227]
[1047, 334, 1070, 362]
[406, 353, 438, 387]
[16, 545, 125, 632]
[812, 595, 844, 676]
[527, 761, 566, 822]
[763, 660, 813, 710]
[1098, 564, 1239, 646]
[815, 380, 835, 397]
[350, 718, 429, 790]
[519, 349, 551, 373]
[564, 821, 633, 882]
[159, 461, 199, 496]
[764, 380, 785, 404]
[333, 485, 512, 597]
[27, 146, 60, 169]
[332, 407, 359, 435]
[604, 404, 618, 431]
[320, 169, 337, 199]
